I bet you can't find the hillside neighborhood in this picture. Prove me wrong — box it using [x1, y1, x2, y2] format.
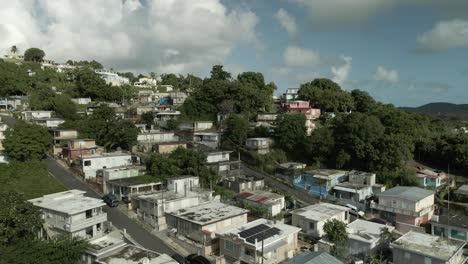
[1, 45, 468, 264]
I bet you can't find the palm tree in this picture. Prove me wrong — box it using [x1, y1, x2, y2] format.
[10, 45, 18, 54]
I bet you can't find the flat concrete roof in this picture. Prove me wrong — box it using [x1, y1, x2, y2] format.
[392, 231, 465, 261]
[378, 186, 433, 202]
[291, 203, 350, 222]
[167, 202, 248, 226]
[219, 218, 301, 248]
[98, 245, 178, 264]
[29, 190, 105, 215]
[81, 153, 131, 159]
[347, 219, 394, 244]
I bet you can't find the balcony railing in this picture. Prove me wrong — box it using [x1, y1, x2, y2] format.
[370, 203, 434, 217]
[64, 213, 107, 232]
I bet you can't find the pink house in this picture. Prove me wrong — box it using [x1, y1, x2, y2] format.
[282, 100, 321, 120]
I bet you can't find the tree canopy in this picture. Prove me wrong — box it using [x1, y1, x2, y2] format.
[24, 48, 46, 62]
[3, 122, 52, 161]
[222, 114, 250, 150]
[298, 78, 353, 112]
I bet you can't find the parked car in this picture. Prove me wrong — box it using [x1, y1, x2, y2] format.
[345, 204, 365, 217]
[103, 194, 119, 207]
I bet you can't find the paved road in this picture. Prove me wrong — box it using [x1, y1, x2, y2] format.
[241, 164, 319, 205]
[42, 157, 176, 256]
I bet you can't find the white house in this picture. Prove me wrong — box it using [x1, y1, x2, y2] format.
[245, 138, 274, 154]
[29, 190, 108, 239]
[237, 191, 285, 217]
[78, 153, 133, 179]
[291, 203, 350, 238]
[345, 219, 395, 256]
[193, 132, 221, 149]
[71, 98, 92, 105]
[217, 218, 301, 264]
[31, 117, 65, 128]
[178, 121, 214, 131]
[21, 110, 53, 121]
[206, 150, 240, 177]
[137, 131, 178, 144]
[95, 69, 130, 86]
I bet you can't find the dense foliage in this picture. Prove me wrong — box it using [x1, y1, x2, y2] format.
[146, 147, 218, 187]
[3, 122, 52, 161]
[61, 106, 139, 151]
[323, 219, 348, 255]
[180, 65, 275, 119]
[24, 48, 45, 62]
[0, 191, 88, 264]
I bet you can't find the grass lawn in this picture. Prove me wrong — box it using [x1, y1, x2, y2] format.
[0, 161, 67, 199]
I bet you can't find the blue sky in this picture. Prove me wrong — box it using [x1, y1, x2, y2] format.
[1, 0, 467, 106]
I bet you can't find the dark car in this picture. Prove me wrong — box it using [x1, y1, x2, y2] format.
[103, 194, 119, 207]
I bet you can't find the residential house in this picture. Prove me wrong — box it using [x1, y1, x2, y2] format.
[78, 153, 134, 179]
[71, 98, 92, 105]
[275, 162, 306, 178]
[29, 190, 108, 239]
[135, 131, 179, 152]
[291, 203, 350, 238]
[371, 186, 435, 233]
[178, 121, 214, 132]
[136, 106, 155, 116]
[153, 141, 187, 154]
[206, 150, 240, 177]
[245, 138, 274, 154]
[283, 252, 344, 264]
[158, 84, 174, 92]
[95, 69, 129, 86]
[256, 113, 278, 128]
[223, 175, 265, 193]
[237, 191, 285, 217]
[391, 231, 466, 264]
[99, 165, 161, 197]
[282, 100, 321, 136]
[0, 96, 26, 111]
[85, 230, 178, 264]
[432, 211, 468, 243]
[332, 171, 377, 202]
[166, 202, 249, 255]
[193, 132, 221, 149]
[217, 218, 301, 264]
[50, 129, 78, 155]
[132, 176, 213, 230]
[345, 219, 395, 256]
[282, 88, 300, 103]
[62, 139, 100, 165]
[21, 110, 53, 121]
[169, 91, 188, 106]
[0, 121, 8, 151]
[31, 117, 65, 128]
[293, 169, 348, 199]
[416, 167, 444, 188]
[154, 110, 180, 124]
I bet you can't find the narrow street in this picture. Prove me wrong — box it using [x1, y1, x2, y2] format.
[42, 157, 176, 256]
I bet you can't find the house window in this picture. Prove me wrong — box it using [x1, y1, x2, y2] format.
[97, 223, 102, 231]
[86, 209, 92, 219]
[424, 257, 432, 264]
[392, 200, 397, 207]
[84, 160, 91, 166]
[309, 222, 315, 230]
[224, 240, 234, 251]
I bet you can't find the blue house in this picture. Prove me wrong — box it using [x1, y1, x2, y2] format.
[293, 169, 348, 199]
[416, 168, 443, 188]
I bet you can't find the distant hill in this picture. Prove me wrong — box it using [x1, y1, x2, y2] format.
[400, 102, 468, 120]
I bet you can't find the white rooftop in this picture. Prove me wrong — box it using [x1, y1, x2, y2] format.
[167, 202, 248, 226]
[98, 245, 178, 264]
[29, 190, 105, 215]
[219, 218, 301, 249]
[81, 152, 131, 159]
[291, 203, 350, 221]
[347, 220, 394, 244]
[392, 231, 465, 261]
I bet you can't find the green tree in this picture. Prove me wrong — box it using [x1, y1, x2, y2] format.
[222, 114, 250, 150]
[210, 65, 231, 81]
[141, 111, 155, 126]
[24, 48, 46, 62]
[323, 219, 348, 255]
[351, 89, 377, 113]
[275, 114, 307, 154]
[10, 45, 18, 54]
[0, 191, 43, 245]
[3, 122, 52, 161]
[298, 78, 353, 112]
[146, 154, 181, 179]
[105, 120, 139, 151]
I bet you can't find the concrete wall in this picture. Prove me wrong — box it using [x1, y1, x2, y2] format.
[392, 247, 464, 264]
[291, 211, 349, 238]
[207, 152, 230, 163]
[155, 143, 186, 154]
[82, 155, 132, 179]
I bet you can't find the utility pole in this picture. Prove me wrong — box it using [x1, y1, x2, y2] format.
[447, 163, 450, 231]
